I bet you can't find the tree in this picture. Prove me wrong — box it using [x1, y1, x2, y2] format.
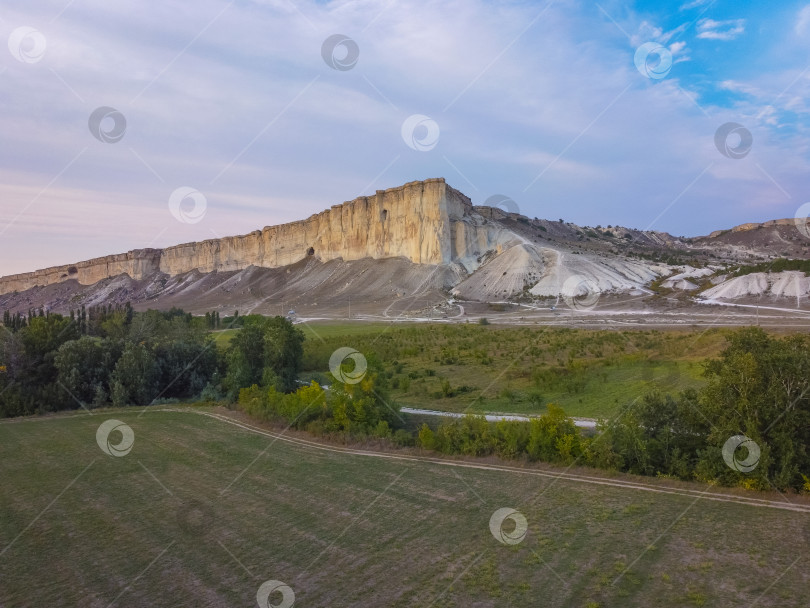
[224, 316, 304, 397]
[695, 328, 810, 490]
[224, 322, 266, 397]
[263, 317, 305, 393]
[110, 342, 160, 406]
[154, 336, 219, 400]
[54, 336, 121, 406]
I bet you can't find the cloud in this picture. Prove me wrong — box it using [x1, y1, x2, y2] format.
[719, 80, 762, 96]
[0, 0, 807, 275]
[679, 0, 712, 10]
[697, 18, 745, 41]
[631, 20, 688, 47]
[669, 40, 690, 64]
[797, 4, 810, 36]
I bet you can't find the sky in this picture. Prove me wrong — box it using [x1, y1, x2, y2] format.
[1, 0, 809, 276]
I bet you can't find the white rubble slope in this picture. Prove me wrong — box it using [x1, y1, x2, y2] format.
[451, 236, 670, 300]
[701, 271, 810, 300]
[661, 267, 715, 290]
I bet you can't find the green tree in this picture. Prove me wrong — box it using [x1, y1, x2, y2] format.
[696, 328, 810, 490]
[263, 317, 305, 393]
[110, 342, 160, 406]
[224, 316, 304, 397]
[54, 337, 121, 406]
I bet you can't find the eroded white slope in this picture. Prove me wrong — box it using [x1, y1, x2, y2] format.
[702, 271, 810, 299]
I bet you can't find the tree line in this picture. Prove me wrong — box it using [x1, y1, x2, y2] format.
[411, 328, 810, 492]
[2, 308, 807, 493]
[0, 306, 302, 418]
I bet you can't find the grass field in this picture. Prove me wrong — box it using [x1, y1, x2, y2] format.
[294, 322, 726, 419]
[2, 407, 808, 607]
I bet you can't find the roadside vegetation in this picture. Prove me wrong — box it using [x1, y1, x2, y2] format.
[2, 308, 809, 492]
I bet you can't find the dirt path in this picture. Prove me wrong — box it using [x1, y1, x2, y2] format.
[399, 406, 598, 428]
[156, 408, 810, 514]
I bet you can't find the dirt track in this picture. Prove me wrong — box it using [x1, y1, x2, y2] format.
[155, 407, 810, 515]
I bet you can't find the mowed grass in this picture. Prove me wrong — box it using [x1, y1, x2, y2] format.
[294, 323, 728, 418]
[1, 408, 808, 607]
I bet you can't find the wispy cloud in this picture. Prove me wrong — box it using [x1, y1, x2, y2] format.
[697, 18, 745, 41]
[797, 4, 810, 36]
[679, 0, 712, 10]
[631, 20, 688, 47]
[0, 0, 807, 276]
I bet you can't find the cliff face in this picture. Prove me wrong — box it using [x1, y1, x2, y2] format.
[708, 218, 797, 238]
[0, 178, 478, 295]
[0, 250, 163, 295]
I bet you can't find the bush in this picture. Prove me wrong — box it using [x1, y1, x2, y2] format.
[393, 429, 414, 446]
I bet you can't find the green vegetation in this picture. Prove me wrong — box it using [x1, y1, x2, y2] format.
[4, 311, 810, 492]
[0, 409, 807, 606]
[221, 322, 810, 492]
[732, 257, 810, 277]
[404, 328, 810, 493]
[0, 306, 302, 417]
[236, 345, 400, 439]
[223, 315, 304, 395]
[298, 323, 718, 418]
